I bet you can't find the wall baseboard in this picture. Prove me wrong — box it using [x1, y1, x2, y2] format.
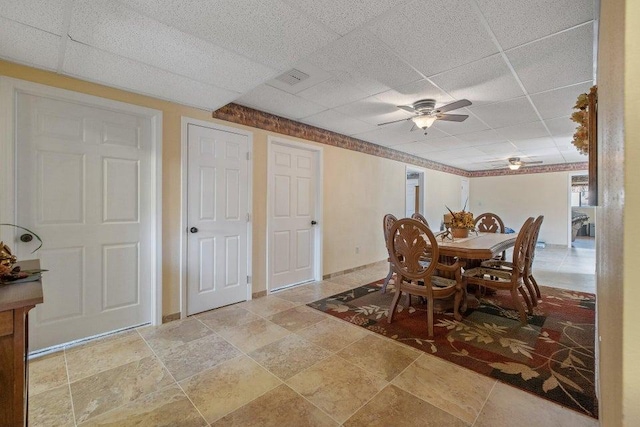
[323, 260, 386, 280]
[162, 312, 180, 323]
[252, 290, 267, 299]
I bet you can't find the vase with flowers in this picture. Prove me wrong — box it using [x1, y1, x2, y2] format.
[443, 204, 475, 239]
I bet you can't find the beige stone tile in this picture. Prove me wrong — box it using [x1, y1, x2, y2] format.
[238, 295, 299, 317]
[159, 333, 241, 381]
[286, 355, 387, 424]
[29, 351, 68, 396]
[78, 385, 206, 427]
[70, 355, 174, 423]
[296, 318, 370, 352]
[267, 305, 328, 332]
[138, 318, 213, 357]
[475, 382, 599, 427]
[343, 384, 468, 427]
[274, 281, 348, 304]
[65, 331, 153, 382]
[64, 330, 139, 353]
[392, 353, 495, 424]
[196, 305, 263, 331]
[212, 384, 338, 427]
[180, 355, 281, 423]
[337, 334, 421, 381]
[216, 318, 290, 352]
[28, 384, 75, 427]
[248, 334, 332, 379]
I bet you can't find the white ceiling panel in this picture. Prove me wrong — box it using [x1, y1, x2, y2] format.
[367, 0, 498, 76]
[0, 16, 60, 70]
[125, 0, 338, 70]
[375, 79, 453, 107]
[506, 23, 594, 94]
[265, 61, 333, 94]
[545, 116, 578, 137]
[432, 110, 490, 135]
[69, 1, 276, 93]
[455, 129, 508, 146]
[476, 142, 519, 155]
[560, 150, 588, 162]
[511, 137, 557, 151]
[392, 141, 435, 155]
[554, 136, 575, 150]
[297, 77, 370, 109]
[63, 41, 239, 111]
[476, 0, 594, 50]
[283, 0, 408, 35]
[236, 84, 326, 120]
[530, 81, 593, 120]
[469, 97, 539, 129]
[310, 29, 422, 89]
[420, 137, 466, 153]
[496, 120, 549, 141]
[430, 54, 525, 106]
[352, 121, 423, 146]
[301, 110, 376, 135]
[0, 0, 68, 35]
[334, 95, 413, 125]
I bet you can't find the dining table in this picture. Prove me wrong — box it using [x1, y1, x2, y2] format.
[437, 231, 517, 265]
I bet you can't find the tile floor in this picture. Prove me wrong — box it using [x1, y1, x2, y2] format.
[28, 244, 598, 426]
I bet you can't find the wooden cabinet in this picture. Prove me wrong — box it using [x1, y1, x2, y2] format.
[0, 260, 43, 426]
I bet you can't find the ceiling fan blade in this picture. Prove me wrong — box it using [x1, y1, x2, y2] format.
[436, 99, 472, 113]
[409, 123, 418, 132]
[523, 160, 543, 165]
[436, 114, 469, 122]
[397, 105, 416, 113]
[377, 117, 412, 126]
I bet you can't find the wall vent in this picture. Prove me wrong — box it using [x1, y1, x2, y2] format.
[275, 68, 310, 86]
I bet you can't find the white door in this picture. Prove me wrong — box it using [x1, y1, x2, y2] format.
[186, 124, 249, 315]
[269, 143, 318, 290]
[15, 93, 154, 351]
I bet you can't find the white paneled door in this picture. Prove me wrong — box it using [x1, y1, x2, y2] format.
[269, 142, 318, 290]
[15, 93, 154, 351]
[186, 124, 250, 315]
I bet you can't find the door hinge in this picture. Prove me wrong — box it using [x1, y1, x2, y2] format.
[246, 213, 251, 222]
[247, 275, 251, 283]
[246, 152, 251, 161]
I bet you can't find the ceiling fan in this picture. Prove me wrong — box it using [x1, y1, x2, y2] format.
[377, 98, 472, 134]
[503, 157, 543, 170]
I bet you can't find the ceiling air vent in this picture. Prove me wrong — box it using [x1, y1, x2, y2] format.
[275, 68, 310, 86]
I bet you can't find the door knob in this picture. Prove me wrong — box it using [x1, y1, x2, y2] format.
[190, 227, 199, 233]
[20, 234, 33, 242]
[311, 221, 317, 225]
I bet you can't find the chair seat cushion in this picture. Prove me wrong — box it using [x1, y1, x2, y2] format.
[463, 267, 513, 281]
[480, 260, 514, 270]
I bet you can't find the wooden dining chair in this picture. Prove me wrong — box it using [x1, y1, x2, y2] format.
[463, 217, 535, 324]
[387, 218, 466, 336]
[381, 214, 398, 293]
[411, 212, 430, 229]
[475, 212, 506, 260]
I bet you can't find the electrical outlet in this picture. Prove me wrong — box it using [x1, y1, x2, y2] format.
[355, 246, 360, 254]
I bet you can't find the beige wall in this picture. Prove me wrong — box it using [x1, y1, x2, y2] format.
[469, 171, 585, 246]
[0, 59, 464, 316]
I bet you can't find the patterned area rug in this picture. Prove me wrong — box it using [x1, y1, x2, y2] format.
[308, 279, 598, 419]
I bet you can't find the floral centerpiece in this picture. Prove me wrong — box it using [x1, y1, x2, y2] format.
[444, 204, 475, 239]
[0, 224, 45, 284]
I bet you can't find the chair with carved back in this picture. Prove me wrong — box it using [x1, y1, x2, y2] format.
[481, 215, 544, 306]
[381, 214, 398, 293]
[475, 212, 506, 260]
[411, 212, 430, 229]
[463, 217, 535, 324]
[387, 218, 466, 336]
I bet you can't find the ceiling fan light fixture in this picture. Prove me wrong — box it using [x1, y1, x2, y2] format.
[508, 162, 521, 170]
[412, 115, 437, 129]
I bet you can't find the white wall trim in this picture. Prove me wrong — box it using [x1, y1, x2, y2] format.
[266, 136, 323, 294]
[405, 165, 427, 217]
[0, 76, 163, 326]
[179, 117, 254, 319]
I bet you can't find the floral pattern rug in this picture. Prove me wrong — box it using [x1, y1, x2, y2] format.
[308, 278, 597, 419]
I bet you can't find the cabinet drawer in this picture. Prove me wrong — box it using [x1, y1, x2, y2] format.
[0, 311, 13, 336]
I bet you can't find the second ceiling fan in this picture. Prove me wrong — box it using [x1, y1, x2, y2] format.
[378, 98, 472, 134]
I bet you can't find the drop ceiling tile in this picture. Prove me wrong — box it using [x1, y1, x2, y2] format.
[62, 41, 239, 111]
[455, 129, 508, 146]
[265, 61, 333, 94]
[545, 116, 578, 137]
[301, 109, 376, 135]
[236, 85, 326, 120]
[530, 81, 593, 120]
[0, 16, 60, 70]
[560, 150, 588, 162]
[554, 136, 574, 150]
[506, 23, 594, 94]
[0, 0, 68, 35]
[352, 121, 420, 146]
[495, 120, 549, 141]
[430, 54, 525, 106]
[476, 0, 594, 50]
[469, 97, 539, 129]
[310, 29, 422, 89]
[367, 0, 498, 76]
[476, 142, 519, 155]
[69, 0, 277, 93]
[334, 95, 413, 125]
[420, 137, 466, 153]
[512, 137, 557, 151]
[297, 77, 370, 109]
[375, 80, 453, 107]
[432, 110, 490, 135]
[282, 0, 408, 35]
[125, 0, 338, 69]
[392, 141, 433, 155]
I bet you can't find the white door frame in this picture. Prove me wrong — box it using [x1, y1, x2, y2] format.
[567, 170, 590, 247]
[180, 117, 253, 319]
[405, 165, 426, 217]
[266, 136, 323, 293]
[0, 77, 163, 326]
